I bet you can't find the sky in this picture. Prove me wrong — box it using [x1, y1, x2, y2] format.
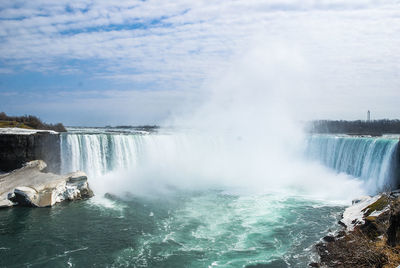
[0, 0, 399, 126]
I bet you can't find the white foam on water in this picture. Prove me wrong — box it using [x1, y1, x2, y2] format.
[87, 195, 127, 213]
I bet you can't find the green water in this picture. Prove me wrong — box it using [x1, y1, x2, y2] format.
[0, 190, 343, 267]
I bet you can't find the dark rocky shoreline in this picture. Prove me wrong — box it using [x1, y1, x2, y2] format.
[311, 191, 400, 268]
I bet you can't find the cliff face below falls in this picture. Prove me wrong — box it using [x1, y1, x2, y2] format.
[0, 130, 60, 173]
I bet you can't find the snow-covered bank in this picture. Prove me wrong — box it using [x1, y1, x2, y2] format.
[341, 195, 383, 231]
[0, 127, 58, 135]
[313, 191, 400, 267]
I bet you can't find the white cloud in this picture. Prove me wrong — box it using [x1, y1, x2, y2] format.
[0, 0, 400, 122]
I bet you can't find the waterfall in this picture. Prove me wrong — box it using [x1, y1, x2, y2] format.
[61, 133, 143, 178]
[60, 132, 191, 179]
[61, 131, 400, 194]
[306, 135, 399, 191]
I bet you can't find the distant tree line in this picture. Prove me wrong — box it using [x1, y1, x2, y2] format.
[105, 125, 159, 132]
[308, 120, 400, 135]
[0, 112, 67, 132]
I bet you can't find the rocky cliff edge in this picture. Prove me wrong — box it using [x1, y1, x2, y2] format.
[311, 192, 400, 267]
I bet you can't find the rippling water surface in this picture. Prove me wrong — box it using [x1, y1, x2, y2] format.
[0, 190, 343, 267]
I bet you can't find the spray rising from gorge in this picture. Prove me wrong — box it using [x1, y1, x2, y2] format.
[57, 46, 395, 202]
[60, 130, 399, 196]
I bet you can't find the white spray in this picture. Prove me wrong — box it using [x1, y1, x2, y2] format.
[74, 43, 367, 203]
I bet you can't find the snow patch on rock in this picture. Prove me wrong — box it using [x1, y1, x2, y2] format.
[341, 195, 382, 231]
[0, 127, 58, 135]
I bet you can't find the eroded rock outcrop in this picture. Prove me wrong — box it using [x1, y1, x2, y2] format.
[0, 160, 93, 208]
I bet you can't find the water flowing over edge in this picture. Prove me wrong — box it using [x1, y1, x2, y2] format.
[305, 135, 400, 193]
[61, 131, 400, 196]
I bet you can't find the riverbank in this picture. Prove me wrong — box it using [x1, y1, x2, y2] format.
[0, 112, 66, 132]
[312, 191, 400, 267]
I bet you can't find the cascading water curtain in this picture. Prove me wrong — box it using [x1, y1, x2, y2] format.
[60, 133, 188, 179]
[306, 135, 399, 192]
[60, 133, 144, 178]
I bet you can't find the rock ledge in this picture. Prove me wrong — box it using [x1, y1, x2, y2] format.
[0, 160, 93, 208]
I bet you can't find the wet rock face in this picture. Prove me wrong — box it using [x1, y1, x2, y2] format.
[0, 132, 60, 173]
[387, 204, 400, 247]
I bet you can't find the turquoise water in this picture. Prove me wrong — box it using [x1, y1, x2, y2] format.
[0, 190, 343, 267]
